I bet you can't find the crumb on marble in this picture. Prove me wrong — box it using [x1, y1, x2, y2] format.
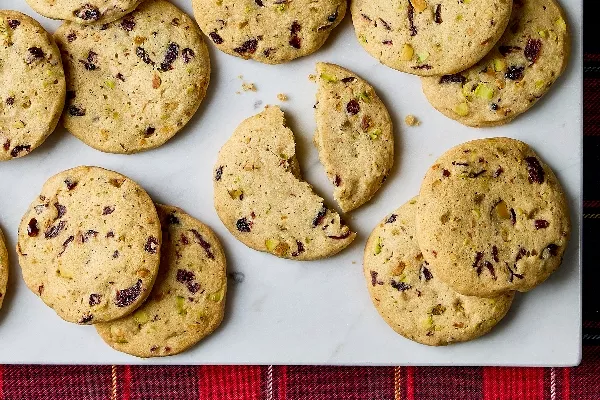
[405, 115, 420, 126]
[308, 74, 316, 82]
[277, 93, 288, 101]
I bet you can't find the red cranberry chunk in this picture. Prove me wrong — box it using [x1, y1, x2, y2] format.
[114, 279, 143, 307]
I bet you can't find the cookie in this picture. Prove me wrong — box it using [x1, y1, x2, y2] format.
[314, 62, 394, 212]
[192, 0, 346, 64]
[416, 138, 570, 297]
[0, 11, 66, 161]
[214, 106, 356, 260]
[0, 227, 9, 309]
[25, 0, 144, 25]
[351, 0, 513, 76]
[96, 204, 227, 358]
[54, 0, 211, 154]
[364, 197, 514, 346]
[421, 0, 570, 127]
[17, 166, 161, 324]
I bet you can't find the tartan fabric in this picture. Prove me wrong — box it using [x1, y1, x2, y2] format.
[0, 15, 597, 400]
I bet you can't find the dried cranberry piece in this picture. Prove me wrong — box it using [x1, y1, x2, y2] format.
[524, 38, 542, 63]
[2, 140, 9, 151]
[493, 167, 504, 177]
[106, 231, 115, 238]
[89, 293, 102, 306]
[312, 206, 327, 227]
[291, 241, 305, 257]
[289, 36, 301, 49]
[27, 218, 39, 237]
[215, 166, 223, 181]
[346, 100, 360, 115]
[442, 169, 451, 178]
[27, 47, 45, 63]
[145, 236, 159, 254]
[114, 279, 143, 307]
[68, 105, 86, 117]
[83, 230, 98, 242]
[80, 50, 98, 71]
[191, 229, 215, 259]
[378, 18, 391, 30]
[234, 39, 258, 54]
[167, 213, 180, 225]
[10, 145, 31, 158]
[525, 156, 545, 184]
[136, 47, 155, 65]
[498, 45, 522, 56]
[382, 40, 393, 45]
[79, 313, 93, 324]
[434, 4, 442, 23]
[116, 73, 125, 82]
[328, 11, 339, 23]
[236, 217, 252, 232]
[542, 244, 559, 258]
[473, 251, 484, 274]
[420, 265, 433, 281]
[505, 65, 525, 81]
[491, 103, 499, 111]
[182, 48, 195, 63]
[64, 179, 78, 190]
[492, 245, 499, 262]
[468, 170, 487, 178]
[102, 206, 115, 216]
[177, 268, 194, 283]
[255, 0, 265, 5]
[341, 77, 356, 83]
[121, 15, 135, 31]
[412, 64, 433, 70]
[328, 231, 352, 240]
[5, 97, 14, 106]
[209, 32, 224, 44]
[73, 4, 101, 21]
[59, 235, 74, 256]
[55, 203, 66, 218]
[8, 19, 20, 29]
[289, 21, 302, 49]
[439, 74, 466, 84]
[510, 208, 516, 225]
[45, 221, 66, 239]
[407, 2, 417, 36]
[370, 270, 378, 286]
[113, 250, 119, 258]
[391, 280, 411, 291]
[158, 42, 179, 72]
[534, 219, 549, 230]
[180, 234, 190, 245]
[332, 175, 342, 187]
[385, 214, 397, 224]
[144, 127, 155, 137]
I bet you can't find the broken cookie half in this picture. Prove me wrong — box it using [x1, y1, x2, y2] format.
[314, 62, 394, 213]
[214, 106, 355, 260]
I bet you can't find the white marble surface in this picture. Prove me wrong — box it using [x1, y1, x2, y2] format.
[0, 0, 582, 365]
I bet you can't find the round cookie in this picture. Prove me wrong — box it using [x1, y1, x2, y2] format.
[0, 227, 9, 309]
[421, 0, 570, 127]
[314, 62, 394, 212]
[351, 0, 513, 76]
[416, 138, 570, 297]
[192, 0, 346, 64]
[96, 204, 227, 358]
[54, 0, 211, 154]
[25, 0, 144, 25]
[17, 166, 161, 324]
[214, 106, 356, 260]
[0, 11, 66, 161]
[364, 197, 514, 346]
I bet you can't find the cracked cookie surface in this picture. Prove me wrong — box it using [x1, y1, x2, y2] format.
[314, 62, 394, 212]
[214, 106, 355, 260]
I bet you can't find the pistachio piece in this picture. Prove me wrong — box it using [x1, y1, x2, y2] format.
[474, 83, 494, 100]
[400, 43, 414, 61]
[454, 102, 469, 117]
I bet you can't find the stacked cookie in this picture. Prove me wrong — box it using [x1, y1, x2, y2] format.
[364, 137, 570, 345]
[2, 0, 210, 159]
[17, 166, 227, 357]
[351, 0, 570, 126]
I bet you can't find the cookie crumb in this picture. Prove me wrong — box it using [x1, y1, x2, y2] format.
[405, 115, 420, 126]
[308, 74, 316, 82]
[277, 93, 288, 101]
[242, 82, 257, 92]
